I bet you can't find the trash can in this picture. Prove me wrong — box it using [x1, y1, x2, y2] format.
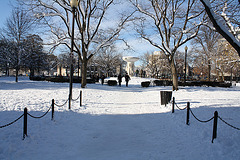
[160, 91, 172, 106]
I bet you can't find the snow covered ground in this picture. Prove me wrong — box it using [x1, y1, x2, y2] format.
[0, 76, 240, 160]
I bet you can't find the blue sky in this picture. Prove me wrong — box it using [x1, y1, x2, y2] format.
[0, 0, 187, 66]
[0, 0, 155, 58]
[0, 0, 16, 29]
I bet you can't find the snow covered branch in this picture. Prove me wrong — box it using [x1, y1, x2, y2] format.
[199, 0, 240, 56]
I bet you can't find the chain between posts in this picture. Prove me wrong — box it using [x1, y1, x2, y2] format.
[54, 98, 69, 107]
[1, 90, 82, 140]
[72, 94, 80, 101]
[0, 114, 24, 128]
[27, 106, 52, 119]
[172, 97, 214, 123]
[54, 90, 82, 107]
[172, 97, 187, 110]
[172, 97, 240, 143]
[189, 108, 214, 123]
[218, 116, 240, 130]
[175, 103, 188, 110]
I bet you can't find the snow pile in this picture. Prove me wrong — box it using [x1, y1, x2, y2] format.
[0, 76, 240, 160]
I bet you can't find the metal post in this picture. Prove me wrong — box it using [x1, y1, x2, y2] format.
[212, 111, 218, 143]
[52, 99, 54, 121]
[186, 102, 190, 125]
[184, 46, 188, 86]
[80, 90, 82, 107]
[160, 91, 162, 105]
[172, 97, 175, 113]
[69, 7, 76, 110]
[23, 108, 28, 140]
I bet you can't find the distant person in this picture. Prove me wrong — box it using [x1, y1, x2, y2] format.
[118, 74, 122, 87]
[136, 69, 139, 77]
[125, 73, 131, 87]
[143, 70, 146, 78]
[101, 74, 105, 85]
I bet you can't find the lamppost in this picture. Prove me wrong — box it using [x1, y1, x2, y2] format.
[184, 46, 188, 85]
[69, 0, 78, 109]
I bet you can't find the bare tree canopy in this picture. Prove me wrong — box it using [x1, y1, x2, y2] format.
[2, 8, 35, 42]
[1, 7, 36, 82]
[130, 0, 206, 90]
[19, 0, 135, 87]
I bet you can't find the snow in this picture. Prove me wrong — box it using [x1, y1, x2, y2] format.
[0, 76, 240, 160]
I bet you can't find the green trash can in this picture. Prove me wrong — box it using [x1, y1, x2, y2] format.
[160, 91, 172, 106]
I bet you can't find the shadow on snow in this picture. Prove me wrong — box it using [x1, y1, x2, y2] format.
[0, 106, 240, 159]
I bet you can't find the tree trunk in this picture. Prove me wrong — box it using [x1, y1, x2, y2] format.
[15, 58, 19, 82]
[15, 67, 19, 82]
[221, 71, 224, 82]
[81, 59, 87, 88]
[208, 60, 211, 81]
[30, 69, 35, 77]
[6, 63, 9, 76]
[170, 58, 178, 91]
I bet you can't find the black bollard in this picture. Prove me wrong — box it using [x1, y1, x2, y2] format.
[212, 111, 218, 143]
[23, 108, 28, 140]
[186, 102, 190, 125]
[172, 97, 175, 113]
[80, 90, 82, 107]
[52, 99, 54, 121]
[69, 93, 72, 110]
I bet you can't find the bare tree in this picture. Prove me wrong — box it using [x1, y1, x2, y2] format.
[174, 51, 185, 79]
[191, 23, 220, 80]
[94, 45, 122, 77]
[199, 0, 240, 56]
[20, 0, 135, 88]
[1, 7, 35, 82]
[58, 52, 72, 76]
[215, 39, 240, 81]
[0, 38, 18, 76]
[130, 0, 205, 90]
[45, 54, 58, 76]
[141, 51, 170, 78]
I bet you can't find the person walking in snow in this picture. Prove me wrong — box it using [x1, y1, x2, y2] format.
[101, 74, 105, 85]
[118, 74, 122, 87]
[125, 73, 131, 87]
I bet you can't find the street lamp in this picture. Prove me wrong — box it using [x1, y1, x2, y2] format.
[70, 0, 78, 8]
[184, 46, 188, 85]
[69, 0, 78, 109]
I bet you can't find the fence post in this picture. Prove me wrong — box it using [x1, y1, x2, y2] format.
[69, 93, 71, 110]
[23, 107, 28, 140]
[172, 97, 175, 113]
[80, 90, 82, 107]
[52, 99, 54, 121]
[212, 111, 218, 143]
[186, 102, 190, 125]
